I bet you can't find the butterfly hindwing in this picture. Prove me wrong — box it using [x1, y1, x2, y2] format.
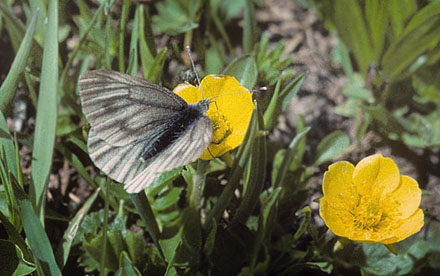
[87, 128, 152, 184]
[124, 114, 212, 193]
[80, 70, 188, 147]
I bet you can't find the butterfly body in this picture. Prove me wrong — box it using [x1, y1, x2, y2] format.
[140, 99, 211, 161]
[79, 70, 213, 193]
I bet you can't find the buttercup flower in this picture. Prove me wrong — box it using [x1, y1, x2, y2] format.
[174, 74, 254, 160]
[320, 154, 424, 244]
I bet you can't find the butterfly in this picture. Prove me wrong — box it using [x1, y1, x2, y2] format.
[79, 70, 213, 193]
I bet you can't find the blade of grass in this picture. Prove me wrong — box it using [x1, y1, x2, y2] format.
[0, 3, 26, 51]
[100, 181, 110, 276]
[119, 0, 131, 72]
[0, 145, 21, 230]
[127, 4, 140, 76]
[243, 0, 256, 54]
[139, 4, 155, 79]
[145, 48, 167, 83]
[0, 8, 39, 114]
[0, 111, 17, 180]
[12, 181, 62, 276]
[30, 0, 58, 219]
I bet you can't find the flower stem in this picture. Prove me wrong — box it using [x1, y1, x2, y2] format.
[190, 160, 209, 209]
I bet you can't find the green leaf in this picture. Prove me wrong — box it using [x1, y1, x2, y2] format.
[173, 208, 202, 266]
[382, 1, 440, 80]
[152, 187, 182, 211]
[0, 111, 17, 180]
[125, 232, 145, 270]
[223, 55, 258, 89]
[145, 48, 168, 83]
[0, 211, 32, 264]
[84, 234, 119, 272]
[273, 127, 311, 187]
[365, 0, 388, 61]
[387, 0, 417, 38]
[243, 0, 256, 54]
[31, 0, 59, 216]
[250, 187, 282, 270]
[363, 105, 407, 136]
[280, 73, 305, 111]
[0, 3, 26, 52]
[232, 104, 267, 225]
[115, 251, 142, 276]
[127, 4, 140, 76]
[325, 0, 375, 75]
[0, 239, 35, 276]
[56, 188, 100, 268]
[139, 4, 155, 79]
[0, 8, 39, 114]
[152, 0, 201, 35]
[312, 130, 350, 167]
[341, 73, 372, 100]
[12, 183, 62, 276]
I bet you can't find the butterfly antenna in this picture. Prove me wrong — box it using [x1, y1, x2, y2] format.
[186, 45, 204, 98]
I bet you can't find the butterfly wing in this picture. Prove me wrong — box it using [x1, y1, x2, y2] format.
[87, 128, 152, 184]
[124, 115, 213, 193]
[79, 70, 188, 147]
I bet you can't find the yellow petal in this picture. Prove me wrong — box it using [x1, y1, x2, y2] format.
[322, 161, 355, 200]
[174, 83, 202, 103]
[320, 197, 354, 237]
[380, 208, 424, 244]
[389, 175, 422, 219]
[352, 154, 400, 197]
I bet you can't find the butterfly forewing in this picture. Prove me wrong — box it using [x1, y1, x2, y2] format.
[79, 70, 213, 193]
[80, 70, 188, 146]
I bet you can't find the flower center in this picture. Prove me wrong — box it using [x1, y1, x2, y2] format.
[351, 195, 385, 231]
[208, 109, 232, 145]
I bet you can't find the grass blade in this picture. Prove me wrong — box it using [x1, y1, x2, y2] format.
[12, 182, 62, 276]
[0, 111, 17, 180]
[30, 0, 58, 217]
[243, 0, 256, 54]
[0, 8, 39, 114]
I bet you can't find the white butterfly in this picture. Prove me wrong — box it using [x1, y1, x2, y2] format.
[79, 70, 213, 193]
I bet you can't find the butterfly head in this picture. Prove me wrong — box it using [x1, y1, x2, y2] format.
[197, 98, 213, 114]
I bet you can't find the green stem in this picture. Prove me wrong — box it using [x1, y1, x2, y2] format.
[190, 160, 209, 209]
[130, 192, 165, 260]
[99, 179, 110, 276]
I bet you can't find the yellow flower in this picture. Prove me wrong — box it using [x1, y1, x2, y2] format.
[173, 74, 254, 160]
[320, 154, 424, 244]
